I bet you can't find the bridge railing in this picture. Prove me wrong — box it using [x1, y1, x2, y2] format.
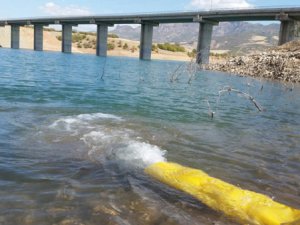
[1, 5, 300, 21]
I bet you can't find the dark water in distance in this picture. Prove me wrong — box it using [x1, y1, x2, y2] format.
[0, 48, 299, 225]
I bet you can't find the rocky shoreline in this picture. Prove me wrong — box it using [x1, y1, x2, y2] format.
[204, 41, 300, 83]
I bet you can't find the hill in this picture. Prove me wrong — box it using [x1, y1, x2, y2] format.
[0, 26, 192, 61]
[0, 22, 281, 60]
[112, 22, 280, 55]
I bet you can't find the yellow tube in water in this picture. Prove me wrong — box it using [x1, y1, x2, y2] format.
[145, 162, 300, 225]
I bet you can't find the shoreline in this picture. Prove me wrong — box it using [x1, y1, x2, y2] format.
[204, 41, 300, 83]
[0, 26, 226, 64]
[1, 26, 299, 83]
[0, 26, 194, 62]
[0, 46, 191, 62]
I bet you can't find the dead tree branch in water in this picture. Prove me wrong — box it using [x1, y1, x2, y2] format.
[218, 86, 263, 112]
[170, 64, 184, 82]
[204, 99, 215, 118]
[100, 58, 107, 81]
[187, 58, 200, 84]
[170, 52, 201, 84]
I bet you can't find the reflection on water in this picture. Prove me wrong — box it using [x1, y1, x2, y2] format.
[0, 48, 299, 225]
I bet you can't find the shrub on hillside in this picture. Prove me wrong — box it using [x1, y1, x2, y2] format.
[108, 33, 119, 38]
[130, 46, 137, 53]
[152, 44, 158, 52]
[210, 52, 230, 58]
[79, 32, 96, 37]
[117, 41, 122, 48]
[187, 49, 197, 57]
[83, 42, 93, 48]
[72, 33, 86, 43]
[108, 43, 115, 50]
[157, 43, 185, 52]
[44, 28, 56, 32]
[123, 43, 129, 50]
[91, 39, 96, 45]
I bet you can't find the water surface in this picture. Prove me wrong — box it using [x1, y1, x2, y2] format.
[0, 48, 299, 225]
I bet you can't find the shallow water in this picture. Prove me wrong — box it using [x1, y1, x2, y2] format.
[0, 48, 299, 225]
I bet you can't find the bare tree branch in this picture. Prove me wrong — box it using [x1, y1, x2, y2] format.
[218, 86, 264, 112]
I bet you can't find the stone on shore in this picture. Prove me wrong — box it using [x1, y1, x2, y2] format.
[204, 41, 300, 83]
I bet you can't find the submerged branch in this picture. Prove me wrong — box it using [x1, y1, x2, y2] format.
[170, 64, 184, 82]
[100, 58, 107, 81]
[204, 99, 215, 118]
[218, 86, 263, 112]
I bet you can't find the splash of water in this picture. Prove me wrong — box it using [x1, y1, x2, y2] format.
[49, 112, 167, 168]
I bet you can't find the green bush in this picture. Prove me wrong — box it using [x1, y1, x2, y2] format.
[187, 49, 197, 57]
[44, 28, 56, 32]
[130, 46, 137, 53]
[79, 31, 96, 36]
[152, 44, 158, 52]
[72, 33, 86, 43]
[108, 33, 119, 38]
[108, 43, 115, 50]
[117, 41, 122, 48]
[56, 35, 62, 41]
[157, 43, 185, 52]
[209, 52, 229, 58]
[123, 43, 129, 50]
[83, 42, 93, 48]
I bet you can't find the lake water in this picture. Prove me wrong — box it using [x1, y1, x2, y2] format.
[0, 48, 299, 225]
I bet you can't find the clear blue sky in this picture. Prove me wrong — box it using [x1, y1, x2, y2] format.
[0, 0, 299, 19]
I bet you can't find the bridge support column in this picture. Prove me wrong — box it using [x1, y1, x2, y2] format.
[34, 25, 43, 51]
[278, 20, 300, 45]
[139, 23, 154, 60]
[96, 24, 108, 57]
[11, 25, 20, 49]
[62, 24, 73, 53]
[196, 23, 213, 64]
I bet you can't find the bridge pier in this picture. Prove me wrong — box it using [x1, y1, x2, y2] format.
[62, 24, 73, 53]
[139, 23, 155, 60]
[196, 23, 213, 64]
[278, 20, 300, 45]
[11, 25, 20, 49]
[96, 24, 108, 57]
[34, 25, 43, 51]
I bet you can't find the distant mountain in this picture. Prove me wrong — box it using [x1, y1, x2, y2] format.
[112, 22, 280, 54]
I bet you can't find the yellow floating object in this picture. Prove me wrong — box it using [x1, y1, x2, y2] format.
[145, 162, 300, 225]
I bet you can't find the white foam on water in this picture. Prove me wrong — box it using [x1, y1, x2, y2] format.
[113, 140, 167, 168]
[77, 113, 123, 121]
[49, 112, 123, 131]
[48, 112, 167, 169]
[82, 130, 167, 168]
[49, 118, 82, 131]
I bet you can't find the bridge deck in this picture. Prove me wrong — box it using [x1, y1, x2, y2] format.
[1, 7, 300, 25]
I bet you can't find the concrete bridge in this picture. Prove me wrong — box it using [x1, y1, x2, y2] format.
[1, 7, 300, 64]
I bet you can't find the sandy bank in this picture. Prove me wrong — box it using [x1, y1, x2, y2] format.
[0, 26, 196, 62]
